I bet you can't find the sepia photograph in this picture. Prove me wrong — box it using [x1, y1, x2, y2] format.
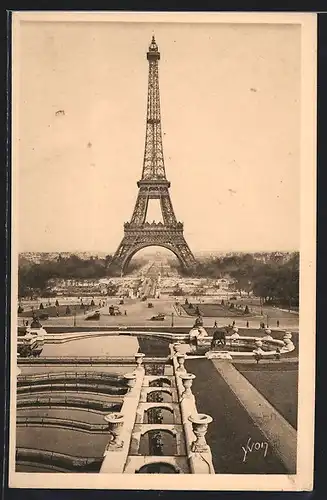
[9, 11, 316, 491]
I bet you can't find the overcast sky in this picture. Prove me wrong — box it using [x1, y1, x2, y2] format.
[16, 19, 301, 254]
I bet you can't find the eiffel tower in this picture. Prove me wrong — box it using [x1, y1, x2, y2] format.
[110, 37, 196, 275]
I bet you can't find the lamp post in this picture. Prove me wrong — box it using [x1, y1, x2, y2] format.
[73, 306, 76, 327]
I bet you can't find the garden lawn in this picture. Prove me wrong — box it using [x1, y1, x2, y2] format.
[18, 304, 96, 318]
[185, 358, 287, 474]
[236, 362, 298, 429]
[181, 303, 248, 318]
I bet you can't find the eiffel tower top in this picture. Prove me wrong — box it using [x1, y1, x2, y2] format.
[147, 35, 160, 61]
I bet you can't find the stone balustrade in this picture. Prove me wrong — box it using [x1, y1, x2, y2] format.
[171, 348, 215, 474]
[100, 361, 145, 474]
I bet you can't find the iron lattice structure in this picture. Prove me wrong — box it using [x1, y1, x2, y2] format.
[111, 37, 196, 274]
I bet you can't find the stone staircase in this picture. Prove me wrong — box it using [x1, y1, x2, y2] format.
[100, 353, 215, 474]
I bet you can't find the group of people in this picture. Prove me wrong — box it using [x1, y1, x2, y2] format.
[22, 316, 42, 328]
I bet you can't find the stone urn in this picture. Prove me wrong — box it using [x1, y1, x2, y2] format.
[135, 352, 145, 370]
[263, 329, 273, 341]
[283, 332, 294, 350]
[255, 339, 263, 349]
[176, 353, 186, 372]
[173, 342, 183, 353]
[189, 413, 213, 452]
[123, 372, 137, 393]
[180, 372, 196, 397]
[104, 412, 124, 450]
[230, 327, 240, 341]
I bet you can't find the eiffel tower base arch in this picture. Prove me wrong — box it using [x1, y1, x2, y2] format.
[110, 224, 196, 275]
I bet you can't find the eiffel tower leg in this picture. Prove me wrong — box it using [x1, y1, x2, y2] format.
[130, 192, 148, 225]
[111, 238, 136, 275]
[160, 191, 177, 225]
[174, 239, 197, 270]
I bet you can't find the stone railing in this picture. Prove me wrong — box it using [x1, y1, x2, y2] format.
[18, 355, 172, 365]
[17, 371, 126, 384]
[16, 447, 102, 472]
[16, 415, 109, 433]
[17, 395, 122, 412]
[17, 382, 126, 396]
[172, 348, 215, 474]
[100, 355, 145, 474]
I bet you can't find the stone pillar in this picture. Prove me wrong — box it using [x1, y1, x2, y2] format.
[180, 372, 196, 398]
[176, 353, 186, 373]
[135, 352, 145, 370]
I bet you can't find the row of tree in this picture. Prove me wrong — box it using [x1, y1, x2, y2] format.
[18, 254, 142, 297]
[18, 251, 299, 308]
[173, 252, 299, 308]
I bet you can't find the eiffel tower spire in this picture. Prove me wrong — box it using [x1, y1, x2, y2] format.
[141, 35, 166, 180]
[110, 38, 196, 274]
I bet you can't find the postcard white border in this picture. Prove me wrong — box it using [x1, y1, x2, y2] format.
[9, 10, 317, 491]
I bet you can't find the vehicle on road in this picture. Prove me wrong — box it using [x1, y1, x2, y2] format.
[37, 313, 49, 320]
[85, 310, 100, 321]
[150, 313, 165, 321]
[109, 305, 122, 316]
